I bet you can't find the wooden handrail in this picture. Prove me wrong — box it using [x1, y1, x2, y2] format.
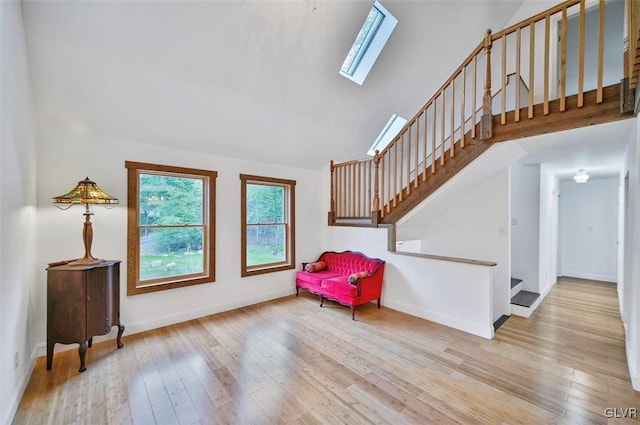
[375, 41, 485, 159]
[491, 0, 580, 40]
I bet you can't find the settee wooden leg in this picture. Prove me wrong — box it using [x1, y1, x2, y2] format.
[295, 287, 299, 296]
[377, 299, 381, 309]
[351, 306, 356, 320]
[320, 296, 324, 307]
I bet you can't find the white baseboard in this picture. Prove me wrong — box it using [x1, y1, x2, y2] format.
[384, 299, 494, 339]
[34, 288, 296, 359]
[3, 343, 42, 425]
[562, 271, 616, 283]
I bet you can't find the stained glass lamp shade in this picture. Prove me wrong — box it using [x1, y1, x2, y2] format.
[52, 177, 119, 266]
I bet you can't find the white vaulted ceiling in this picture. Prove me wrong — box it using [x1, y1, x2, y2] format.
[21, 0, 526, 169]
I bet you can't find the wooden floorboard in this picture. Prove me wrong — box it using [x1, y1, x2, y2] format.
[13, 277, 640, 424]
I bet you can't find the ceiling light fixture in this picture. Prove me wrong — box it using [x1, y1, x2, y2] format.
[573, 169, 589, 183]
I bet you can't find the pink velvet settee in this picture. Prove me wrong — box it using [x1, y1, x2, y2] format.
[295, 251, 385, 320]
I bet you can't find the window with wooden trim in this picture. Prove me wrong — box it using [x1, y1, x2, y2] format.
[125, 161, 216, 295]
[240, 174, 295, 277]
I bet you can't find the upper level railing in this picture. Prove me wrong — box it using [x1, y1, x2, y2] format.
[330, 0, 636, 225]
[628, 0, 640, 89]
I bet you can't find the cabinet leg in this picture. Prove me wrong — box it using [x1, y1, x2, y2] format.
[117, 324, 125, 349]
[46, 341, 55, 371]
[88, 337, 93, 348]
[78, 341, 88, 373]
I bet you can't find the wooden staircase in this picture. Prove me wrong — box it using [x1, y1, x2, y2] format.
[329, 0, 640, 228]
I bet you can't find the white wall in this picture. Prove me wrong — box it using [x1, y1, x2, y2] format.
[414, 169, 510, 322]
[559, 177, 618, 282]
[34, 130, 325, 351]
[510, 163, 540, 292]
[538, 165, 559, 295]
[323, 226, 495, 339]
[0, 2, 39, 424]
[620, 116, 640, 390]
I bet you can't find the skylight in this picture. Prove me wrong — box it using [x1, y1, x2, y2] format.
[340, 1, 398, 85]
[368, 114, 407, 156]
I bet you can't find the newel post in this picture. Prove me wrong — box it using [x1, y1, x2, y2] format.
[481, 29, 494, 140]
[328, 160, 335, 225]
[372, 150, 380, 227]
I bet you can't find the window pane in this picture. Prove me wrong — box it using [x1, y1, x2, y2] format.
[340, 5, 384, 75]
[246, 184, 284, 224]
[139, 174, 203, 226]
[139, 227, 204, 281]
[246, 224, 286, 267]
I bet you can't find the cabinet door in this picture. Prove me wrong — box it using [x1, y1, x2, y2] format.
[47, 269, 87, 343]
[86, 265, 114, 337]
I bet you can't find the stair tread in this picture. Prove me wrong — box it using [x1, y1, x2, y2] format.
[510, 278, 523, 288]
[511, 290, 540, 308]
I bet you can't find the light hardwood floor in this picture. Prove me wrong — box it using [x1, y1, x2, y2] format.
[13, 277, 640, 424]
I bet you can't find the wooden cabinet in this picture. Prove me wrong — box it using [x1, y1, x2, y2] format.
[47, 260, 125, 372]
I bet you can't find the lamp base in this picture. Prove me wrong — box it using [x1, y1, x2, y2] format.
[67, 257, 107, 267]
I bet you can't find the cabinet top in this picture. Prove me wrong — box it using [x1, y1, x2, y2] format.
[47, 260, 121, 271]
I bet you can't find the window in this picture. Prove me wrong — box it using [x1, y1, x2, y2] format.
[339, 1, 398, 85]
[240, 174, 295, 277]
[367, 113, 407, 155]
[125, 161, 216, 295]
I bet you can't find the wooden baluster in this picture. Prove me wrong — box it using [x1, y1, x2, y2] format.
[544, 14, 550, 115]
[422, 109, 427, 181]
[407, 126, 411, 195]
[450, 78, 455, 157]
[597, 0, 605, 103]
[481, 29, 493, 140]
[515, 27, 521, 122]
[441, 91, 445, 165]
[340, 166, 347, 217]
[344, 165, 348, 217]
[461, 65, 466, 148]
[380, 156, 385, 217]
[560, 7, 567, 112]
[343, 165, 347, 217]
[529, 22, 535, 119]
[501, 34, 507, 125]
[330, 160, 335, 222]
[399, 134, 404, 201]
[356, 161, 360, 217]
[373, 152, 380, 219]
[352, 163, 356, 217]
[625, 1, 630, 84]
[393, 144, 397, 207]
[338, 166, 342, 217]
[578, 0, 585, 107]
[386, 152, 391, 213]
[345, 164, 350, 217]
[368, 160, 372, 216]
[472, 55, 477, 139]
[414, 118, 419, 188]
[432, 101, 437, 173]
